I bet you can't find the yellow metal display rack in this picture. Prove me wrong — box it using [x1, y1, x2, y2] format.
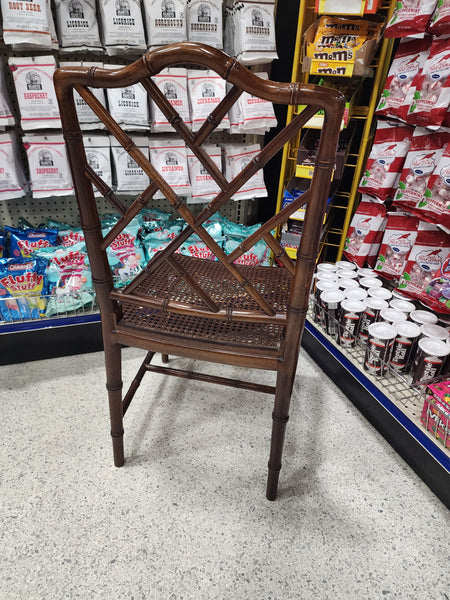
[276, 0, 396, 262]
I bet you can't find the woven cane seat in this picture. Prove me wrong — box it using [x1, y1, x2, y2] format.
[115, 253, 291, 352]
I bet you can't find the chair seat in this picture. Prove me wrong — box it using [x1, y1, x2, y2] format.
[114, 254, 291, 354]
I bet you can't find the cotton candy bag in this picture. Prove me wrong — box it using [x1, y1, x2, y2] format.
[0, 257, 48, 321]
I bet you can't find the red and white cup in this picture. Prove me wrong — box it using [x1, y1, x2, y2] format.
[390, 321, 421, 373]
[410, 338, 450, 386]
[364, 322, 397, 376]
[338, 299, 366, 347]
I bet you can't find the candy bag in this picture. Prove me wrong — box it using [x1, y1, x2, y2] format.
[374, 213, 420, 280]
[398, 225, 450, 312]
[343, 200, 387, 268]
[0, 231, 6, 257]
[414, 141, 450, 229]
[103, 223, 146, 286]
[358, 121, 414, 202]
[425, 252, 450, 311]
[5, 226, 59, 258]
[0, 257, 48, 321]
[427, 0, 450, 36]
[34, 242, 94, 316]
[385, 0, 439, 38]
[393, 128, 450, 213]
[376, 36, 432, 122]
[149, 68, 191, 132]
[406, 36, 450, 129]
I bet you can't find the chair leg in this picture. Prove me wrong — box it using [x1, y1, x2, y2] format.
[105, 342, 124, 467]
[162, 354, 169, 363]
[266, 370, 293, 501]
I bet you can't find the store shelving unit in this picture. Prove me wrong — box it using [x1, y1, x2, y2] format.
[276, 0, 396, 263]
[303, 304, 450, 508]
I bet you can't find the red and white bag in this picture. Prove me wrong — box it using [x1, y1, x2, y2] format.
[149, 68, 191, 132]
[187, 70, 229, 132]
[385, 0, 439, 38]
[393, 128, 450, 213]
[343, 199, 387, 268]
[413, 142, 450, 230]
[398, 225, 450, 313]
[358, 121, 414, 202]
[374, 212, 420, 281]
[427, 0, 450, 36]
[406, 36, 450, 130]
[376, 36, 432, 122]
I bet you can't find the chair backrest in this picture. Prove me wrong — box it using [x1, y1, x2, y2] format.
[54, 42, 344, 349]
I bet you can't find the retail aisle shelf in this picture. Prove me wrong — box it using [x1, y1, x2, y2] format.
[302, 317, 450, 509]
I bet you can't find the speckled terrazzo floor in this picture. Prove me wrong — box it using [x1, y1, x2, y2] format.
[1, 347, 449, 600]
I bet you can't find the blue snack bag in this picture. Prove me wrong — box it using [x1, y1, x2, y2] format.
[5, 226, 59, 258]
[0, 231, 6, 257]
[0, 257, 48, 321]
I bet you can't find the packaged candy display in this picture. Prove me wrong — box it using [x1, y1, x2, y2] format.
[385, 0, 439, 38]
[374, 213, 420, 280]
[393, 128, 450, 214]
[98, 0, 147, 55]
[224, 1, 278, 65]
[0, 133, 28, 201]
[186, 143, 222, 202]
[187, 69, 230, 132]
[414, 142, 450, 230]
[23, 133, 74, 198]
[34, 242, 93, 316]
[397, 226, 450, 311]
[0, 231, 6, 257]
[143, 0, 187, 49]
[0, 68, 15, 129]
[376, 36, 433, 122]
[1, 0, 53, 49]
[55, 0, 102, 54]
[406, 36, 450, 130]
[228, 73, 277, 134]
[105, 74, 150, 131]
[302, 15, 383, 77]
[59, 62, 107, 130]
[110, 135, 150, 192]
[187, 0, 223, 49]
[0, 257, 48, 321]
[102, 220, 146, 286]
[5, 226, 59, 258]
[358, 121, 414, 202]
[427, 0, 450, 36]
[83, 135, 113, 196]
[149, 68, 191, 132]
[343, 200, 387, 267]
[9, 55, 61, 130]
[421, 381, 450, 449]
[148, 137, 191, 199]
[221, 144, 267, 200]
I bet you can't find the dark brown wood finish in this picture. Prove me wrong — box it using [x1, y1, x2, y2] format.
[54, 42, 344, 500]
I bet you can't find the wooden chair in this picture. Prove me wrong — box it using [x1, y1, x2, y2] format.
[54, 42, 344, 500]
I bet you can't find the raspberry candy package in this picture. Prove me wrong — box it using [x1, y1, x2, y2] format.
[385, 0, 439, 38]
[407, 36, 450, 129]
[414, 142, 450, 229]
[343, 200, 387, 268]
[398, 226, 450, 313]
[358, 121, 414, 202]
[374, 213, 420, 281]
[394, 128, 450, 214]
[0, 257, 48, 321]
[376, 36, 432, 122]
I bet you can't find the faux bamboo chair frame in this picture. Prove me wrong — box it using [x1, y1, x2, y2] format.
[54, 42, 344, 500]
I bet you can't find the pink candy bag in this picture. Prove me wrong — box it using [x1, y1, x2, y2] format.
[343, 200, 387, 268]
